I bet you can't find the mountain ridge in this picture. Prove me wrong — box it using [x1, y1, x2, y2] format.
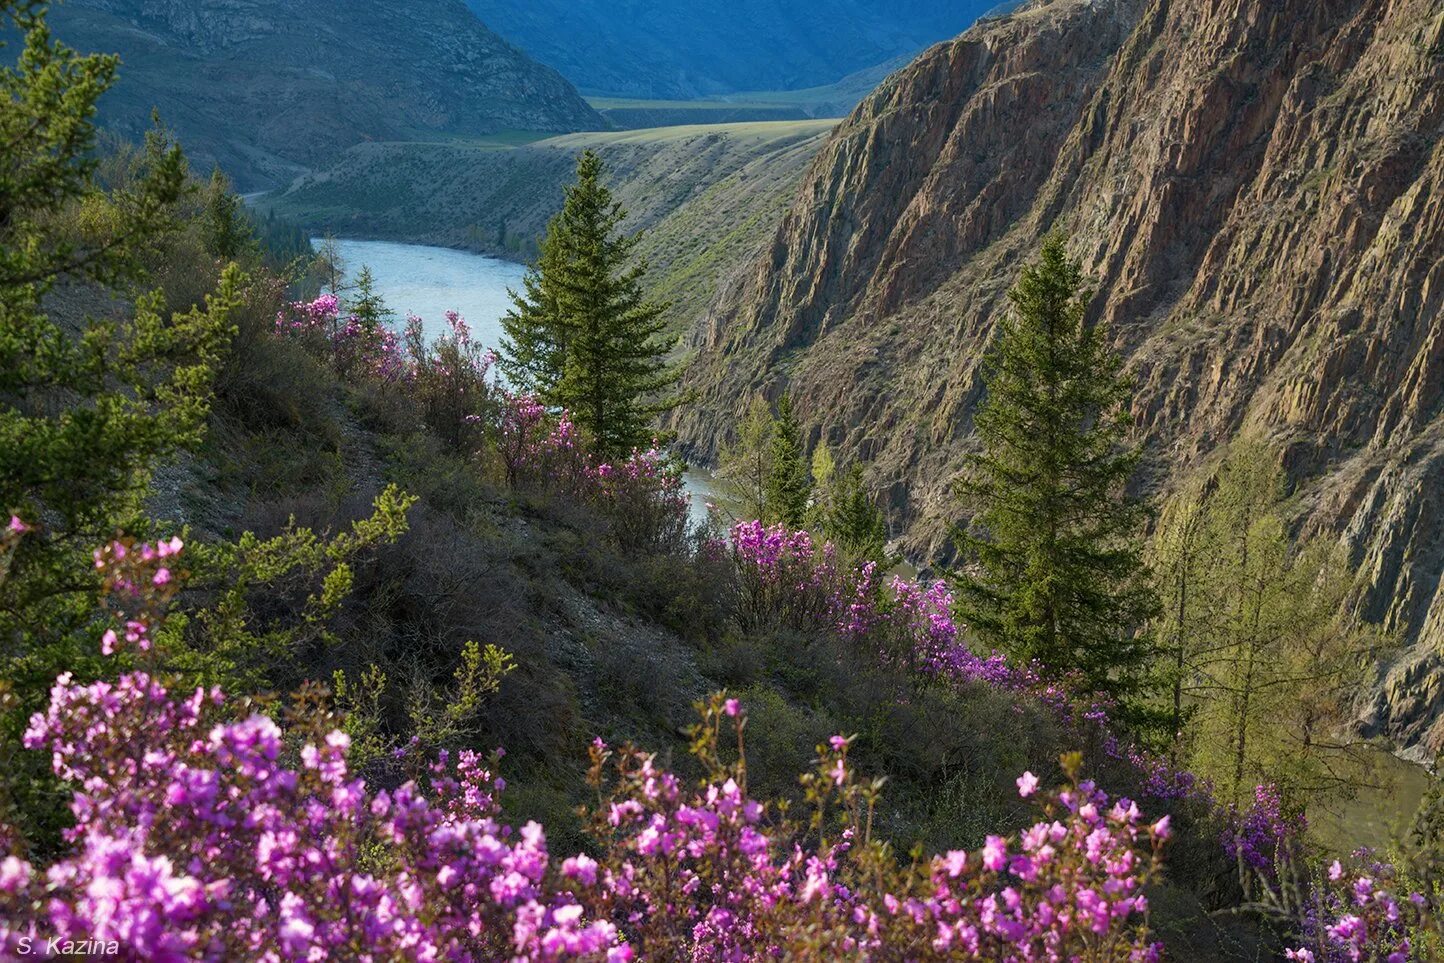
[461, 0, 1000, 99]
[43, 0, 602, 188]
[675, 0, 1444, 756]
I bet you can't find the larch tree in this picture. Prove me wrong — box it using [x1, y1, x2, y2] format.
[952, 233, 1156, 708]
[716, 395, 775, 524]
[1164, 441, 1385, 807]
[500, 149, 679, 457]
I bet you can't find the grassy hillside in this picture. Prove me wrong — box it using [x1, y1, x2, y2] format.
[260, 120, 836, 330]
[585, 58, 909, 129]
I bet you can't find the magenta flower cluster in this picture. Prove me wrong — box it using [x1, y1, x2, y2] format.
[1286, 854, 1432, 962]
[5, 668, 627, 960]
[275, 294, 406, 380]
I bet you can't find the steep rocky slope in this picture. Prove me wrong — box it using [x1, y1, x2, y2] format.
[44, 0, 600, 188]
[462, 0, 1001, 98]
[678, 0, 1444, 756]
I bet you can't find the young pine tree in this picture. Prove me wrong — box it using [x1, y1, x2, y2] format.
[766, 394, 810, 527]
[201, 166, 255, 261]
[953, 234, 1156, 705]
[349, 265, 393, 332]
[500, 149, 679, 458]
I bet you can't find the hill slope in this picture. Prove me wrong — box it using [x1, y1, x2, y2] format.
[45, 0, 601, 188]
[462, 0, 1001, 99]
[675, 0, 1444, 756]
[262, 120, 837, 331]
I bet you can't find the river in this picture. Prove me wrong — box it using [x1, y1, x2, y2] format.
[321, 238, 722, 526]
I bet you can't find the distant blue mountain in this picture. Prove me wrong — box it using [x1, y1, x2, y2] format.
[463, 0, 1001, 99]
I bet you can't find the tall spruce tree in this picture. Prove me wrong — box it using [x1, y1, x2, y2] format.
[766, 394, 810, 527]
[349, 265, 393, 331]
[953, 234, 1156, 704]
[500, 149, 679, 457]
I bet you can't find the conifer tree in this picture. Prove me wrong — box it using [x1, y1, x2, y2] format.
[1, 0, 240, 843]
[953, 234, 1155, 703]
[200, 166, 254, 261]
[349, 265, 393, 331]
[766, 394, 810, 527]
[716, 395, 775, 523]
[500, 149, 679, 457]
[821, 463, 889, 565]
[499, 233, 566, 400]
[1158, 441, 1385, 806]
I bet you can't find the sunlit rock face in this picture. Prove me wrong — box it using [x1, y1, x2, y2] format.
[678, 0, 1444, 757]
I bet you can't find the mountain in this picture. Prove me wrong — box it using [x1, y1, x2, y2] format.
[676, 0, 1444, 756]
[43, 0, 602, 189]
[460, 0, 1002, 99]
[261, 120, 836, 331]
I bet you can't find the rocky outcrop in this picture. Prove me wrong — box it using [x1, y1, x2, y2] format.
[47, 0, 601, 188]
[678, 0, 1444, 756]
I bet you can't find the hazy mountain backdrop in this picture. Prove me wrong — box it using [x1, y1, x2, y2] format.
[461, 0, 1006, 98]
[42, 0, 601, 188]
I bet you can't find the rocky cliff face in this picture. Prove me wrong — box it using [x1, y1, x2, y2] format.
[678, 0, 1444, 757]
[45, 0, 601, 188]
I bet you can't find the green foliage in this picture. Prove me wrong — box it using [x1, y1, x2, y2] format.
[168, 484, 417, 692]
[500, 149, 680, 457]
[952, 234, 1156, 708]
[398, 640, 517, 751]
[349, 265, 394, 331]
[201, 167, 256, 262]
[765, 394, 810, 527]
[716, 395, 775, 523]
[1153, 440, 1386, 808]
[818, 463, 889, 566]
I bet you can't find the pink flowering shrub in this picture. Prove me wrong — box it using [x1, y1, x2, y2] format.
[275, 294, 404, 381]
[496, 392, 690, 554]
[403, 310, 499, 451]
[1279, 853, 1439, 962]
[0, 648, 1171, 962]
[586, 449, 689, 555]
[574, 696, 1170, 961]
[497, 392, 588, 492]
[729, 520, 850, 634]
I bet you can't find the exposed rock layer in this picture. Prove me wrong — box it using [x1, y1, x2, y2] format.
[45, 0, 601, 188]
[678, 0, 1444, 756]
